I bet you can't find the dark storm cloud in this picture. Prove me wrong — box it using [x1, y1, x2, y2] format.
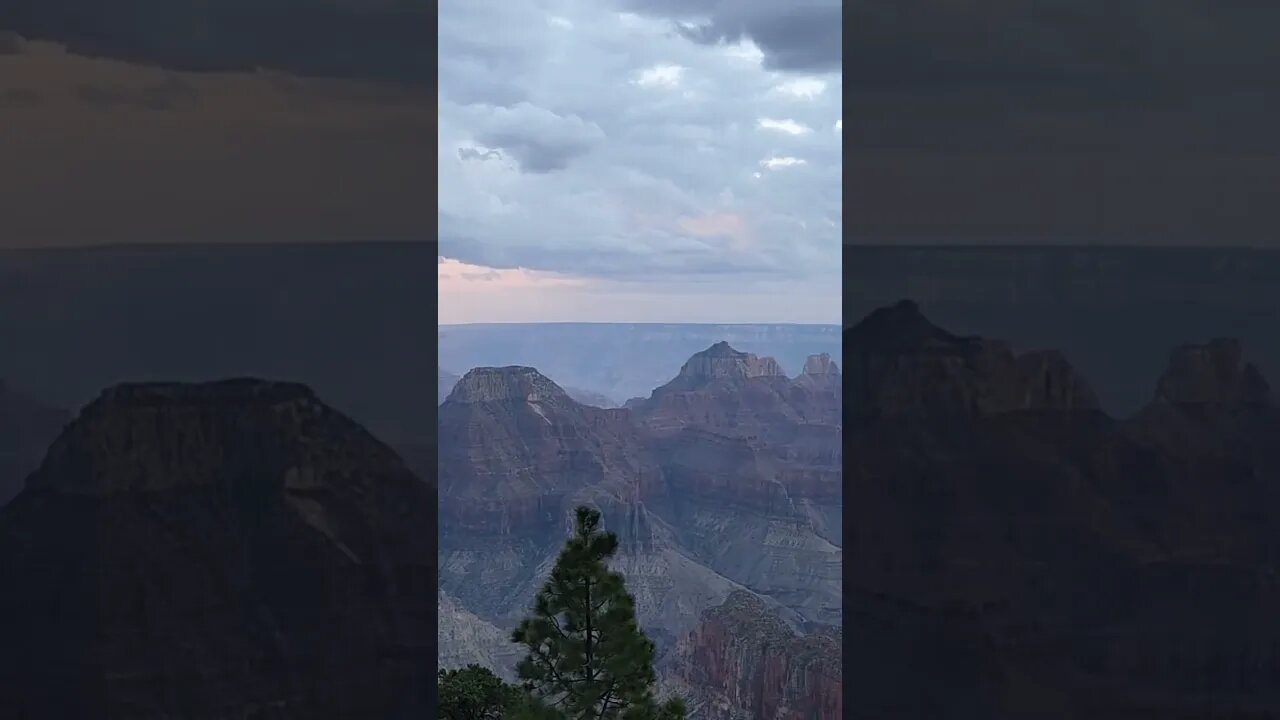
[0, 0, 428, 85]
[621, 0, 841, 72]
[849, 0, 1280, 247]
[849, 1, 1280, 96]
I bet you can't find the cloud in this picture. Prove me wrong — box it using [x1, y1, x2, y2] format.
[76, 77, 198, 111]
[0, 0, 429, 85]
[465, 102, 607, 174]
[761, 156, 806, 170]
[619, 0, 841, 72]
[437, 0, 842, 306]
[774, 78, 826, 99]
[846, 1, 1280, 98]
[439, 257, 590, 294]
[0, 45, 431, 247]
[457, 147, 503, 163]
[635, 64, 686, 88]
[438, 257, 837, 325]
[756, 118, 811, 136]
[846, 1, 1280, 246]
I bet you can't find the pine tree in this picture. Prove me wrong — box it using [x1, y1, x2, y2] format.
[511, 506, 686, 720]
[438, 664, 522, 720]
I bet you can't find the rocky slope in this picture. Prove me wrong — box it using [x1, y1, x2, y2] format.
[0, 379, 67, 506]
[436, 349, 842, 715]
[436, 365, 743, 658]
[0, 379, 433, 719]
[847, 301, 1280, 719]
[666, 592, 841, 720]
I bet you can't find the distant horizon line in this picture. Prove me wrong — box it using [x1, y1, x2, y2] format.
[8, 240, 1276, 252]
[438, 321, 842, 328]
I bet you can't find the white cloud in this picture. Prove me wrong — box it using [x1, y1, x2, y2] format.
[635, 64, 685, 88]
[756, 118, 812, 136]
[761, 156, 807, 170]
[774, 78, 827, 99]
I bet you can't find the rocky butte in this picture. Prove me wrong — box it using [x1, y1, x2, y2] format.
[847, 300, 1280, 719]
[437, 345, 842, 717]
[0, 379, 433, 718]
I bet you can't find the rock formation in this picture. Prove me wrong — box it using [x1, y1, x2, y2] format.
[437, 354, 842, 715]
[844, 299, 1100, 420]
[0, 379, 67, 506]
[0, 379, 433, 718]
[628, 342, 840, 444]
[847, 301, 1280, 719]
[666, 592, 841, 720]
[1155, 338, 1271, 407]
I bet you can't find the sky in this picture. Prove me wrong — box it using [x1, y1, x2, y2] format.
[0, 3, 429, 247]
[437, 0, 842, 325]
[850, 1, 1280, 246]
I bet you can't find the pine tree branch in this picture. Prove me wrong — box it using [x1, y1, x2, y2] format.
[594, 678, 619, 720]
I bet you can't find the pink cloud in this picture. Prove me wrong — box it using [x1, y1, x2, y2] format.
[677, 212, 752, 250]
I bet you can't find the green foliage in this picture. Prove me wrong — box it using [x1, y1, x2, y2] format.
[438, 664, 522, 720]
[510, 506, 687, 720]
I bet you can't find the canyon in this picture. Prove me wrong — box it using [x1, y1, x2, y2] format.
[437, 343, 844, 718]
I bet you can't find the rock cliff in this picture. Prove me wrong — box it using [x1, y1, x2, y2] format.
[1155, 338, 1271, 407]
[667, 592, 841, 720]
[437, 352, 842, 715]
[0, 379, 433, 719]
[847, 301, 1280, 718]
[845, 299, 1100, 420]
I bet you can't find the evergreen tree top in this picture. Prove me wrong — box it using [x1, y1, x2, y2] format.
[510, 505, 686, 720]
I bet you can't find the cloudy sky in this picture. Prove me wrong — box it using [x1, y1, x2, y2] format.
[850, 1, 1280, 246]
[438, 0, 842, 325]
[0, 2, 429, 247]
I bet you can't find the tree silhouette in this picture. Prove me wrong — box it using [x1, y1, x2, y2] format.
[511, 506, 685, 720]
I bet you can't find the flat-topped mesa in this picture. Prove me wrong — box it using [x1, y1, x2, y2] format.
[801, 353, 841, 377]
[27, 378, 401, 497]
[446, 366, 572, 405]
[846, 301, 1099, 418]
[92, 378, 316, 408]
[1156, 339, 1272, 407]
[676, 341, 787, 384]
